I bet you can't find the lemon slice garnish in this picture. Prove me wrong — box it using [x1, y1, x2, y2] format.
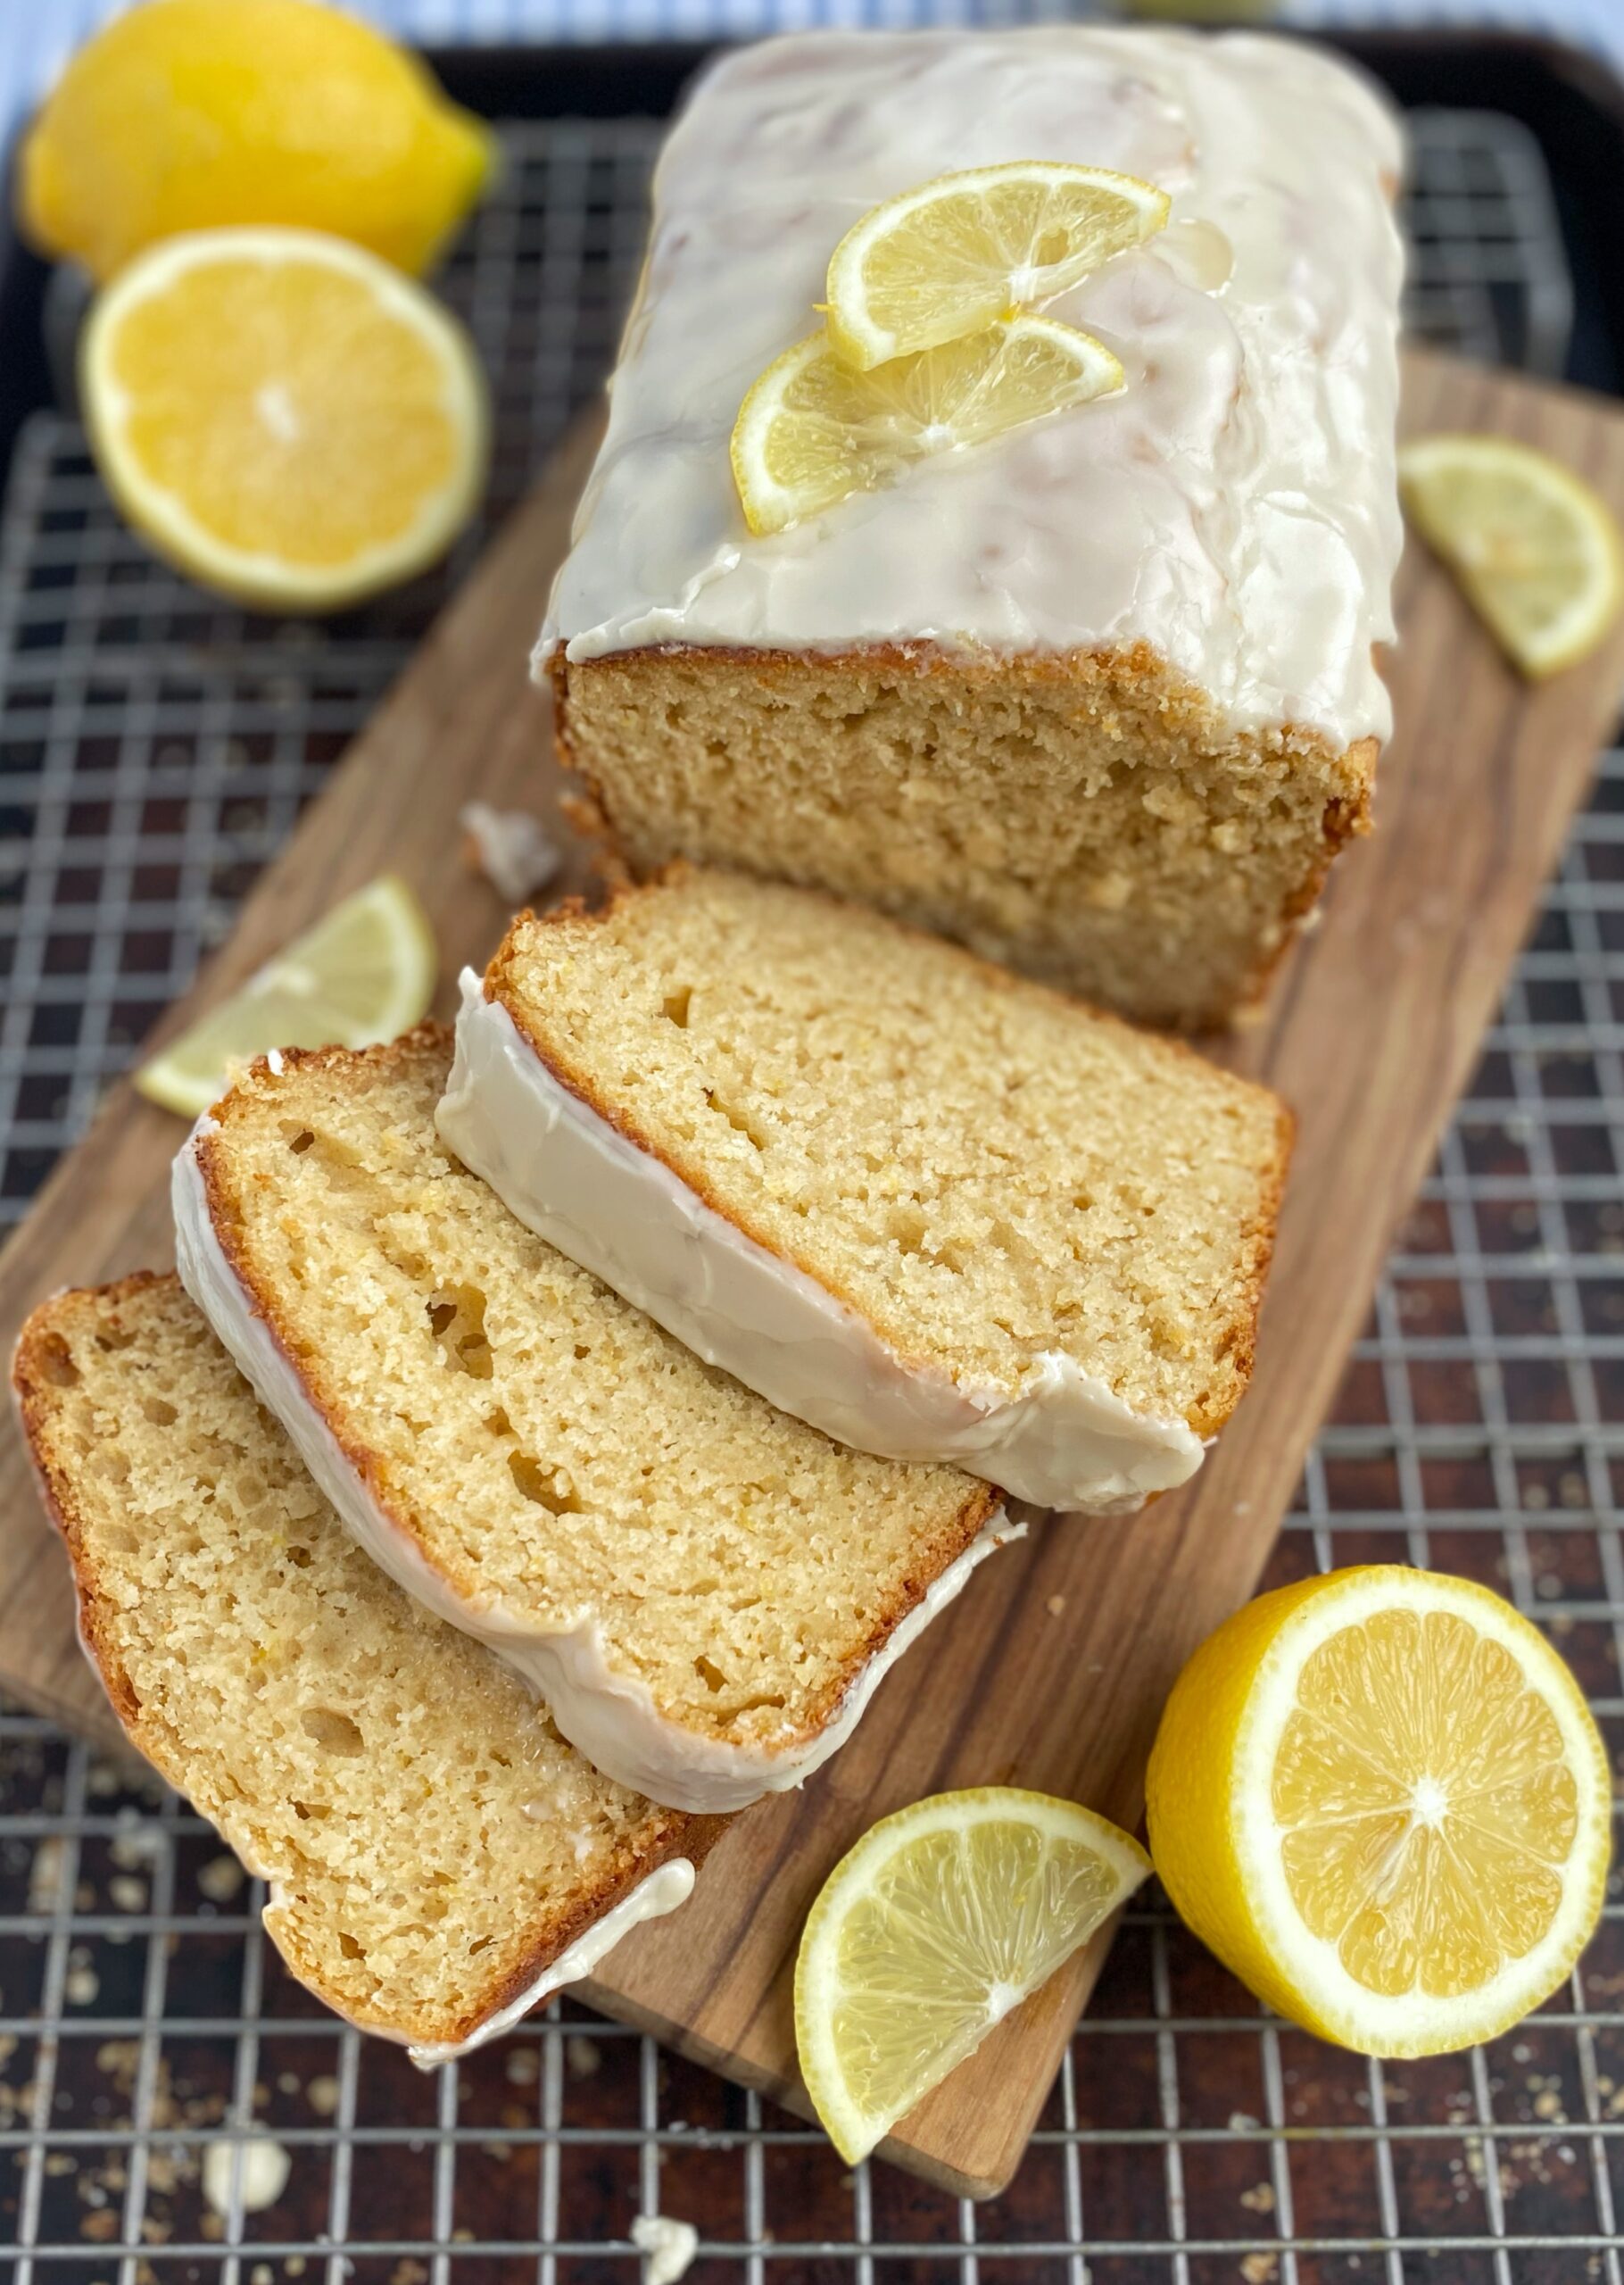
[732, 315, 1123, 537]
[795, 1787, 1150, 2165]
[82, 226, 490, 612]
[1399, 433, 1624, 679]
[824, 161, 1169, 371]
[1147, 1566, 1612, 2056]
[136, 877, 437, 1118]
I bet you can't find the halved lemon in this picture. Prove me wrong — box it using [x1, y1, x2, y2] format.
[1399, 433, 1624, 679]
[732, 315, 1123, 537]
[82, 226, 490, 611]
[795, 1788, 1150, 2165]
[136, 876, 436, 1117]
[824, 162, 1169, 371]
[1146, 1566, 1611, 2057]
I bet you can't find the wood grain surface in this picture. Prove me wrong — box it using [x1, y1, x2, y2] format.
[4, 346, 1624, 2197]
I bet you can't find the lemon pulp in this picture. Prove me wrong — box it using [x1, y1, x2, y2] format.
[732, 317, 1122, 537]
[1400, 433, 1624, 677]
[83, 228, 488, 610]
[824, 161, 1169, 370]
[137, 877, 437, 1118]
[795, 1788, 1149, 2164]
[1147, 1567, 1610, 2056]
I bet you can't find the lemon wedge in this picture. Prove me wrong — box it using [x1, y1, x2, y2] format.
[824, 162, 1169, 370]
[732, 316, 1122, 537]
[1399, 433, 1624, 679]
[20, 0, 492, 282]
[82, 226, 490, 612]
[1146, 1566, 1611, 2057]
[136, 877, 437, 1118]
[795, 1788, 1150, 2165]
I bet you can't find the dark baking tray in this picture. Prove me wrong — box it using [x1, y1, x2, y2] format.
[4, 24, 1624, 496]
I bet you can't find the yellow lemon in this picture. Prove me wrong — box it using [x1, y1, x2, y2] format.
[1146, 1566, 1611, 2056]
[1399, 434, 1624, 679]
[732, 315, 1123, 537]
[824, 161, 1168, 370]
[20, 0, 492, 282]
[136, 877, 436, 1118]
[82, 227, 489, 611]
[795, 1788, 1149, 2165]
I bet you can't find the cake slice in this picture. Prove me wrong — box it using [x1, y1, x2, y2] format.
[12, 1275, 721, 2062]
[174, 1028, 1009, 1814]
[541, 26, 1404, 1029]
[437, 868, 1290, 1514]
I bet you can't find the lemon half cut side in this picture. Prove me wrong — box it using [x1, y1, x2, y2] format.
[83, 227, 490, 612]
[1147, 1566, 1611, 2057]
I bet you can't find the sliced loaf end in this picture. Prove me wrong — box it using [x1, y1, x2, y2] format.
[12, 1275, 719, 2050]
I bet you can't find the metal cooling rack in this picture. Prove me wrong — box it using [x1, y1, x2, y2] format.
[1, 104, 1620, 2284]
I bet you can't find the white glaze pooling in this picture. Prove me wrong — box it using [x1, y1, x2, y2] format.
[436, 971, 1205, 1513]
[539, 27, 1404, 748]
[405, 1859, 695, 2066]
[171, 1126, 1019, 1808]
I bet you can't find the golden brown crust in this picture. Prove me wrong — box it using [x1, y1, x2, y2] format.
[12, 1274, 726, 2053]
[485, 870, 1289, 1446]
[192, 1032, 997, 1762]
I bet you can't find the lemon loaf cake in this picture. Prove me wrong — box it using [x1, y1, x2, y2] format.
[540, 27, 1404, 1029]
[173, 1029, 1009, 1814]
[437, 868, 1291, 1514]
[12, 1275, 720, 2061]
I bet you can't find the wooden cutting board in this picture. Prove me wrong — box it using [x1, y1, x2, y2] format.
[3, 344, 1624, 2199]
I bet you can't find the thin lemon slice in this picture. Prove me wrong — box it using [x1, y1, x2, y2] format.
[825, 162, 1169, 370]
[732, 316, 1123, 538]
[1399, 434, 1624, 678]
[82, 227, 490, 611]
[795, 1788, 1150, 2165]
[1146, 1566, 1611, 2057]
[136, 877, 436, 1117]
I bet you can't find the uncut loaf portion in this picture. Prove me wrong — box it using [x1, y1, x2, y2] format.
[12, 1275, 721, 2061]
[541, 25, 1404, 1030]
[174, 1027, 1010, 1816]
[437, 868, 1291, 1516]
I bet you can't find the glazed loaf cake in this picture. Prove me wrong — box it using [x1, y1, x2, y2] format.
[439, 868, 1289, 1515]
[541, 27, 1404, 1029]
[12, 1276, 717, 2061]
[174, 1029, 1008, 1814]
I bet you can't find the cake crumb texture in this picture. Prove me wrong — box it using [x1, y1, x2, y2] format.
[553, 647, 1375, 1030]
[12, 1274, 710, 2050]
[493, 868, 1291, 1440]
[195, 1029, 995, 1756]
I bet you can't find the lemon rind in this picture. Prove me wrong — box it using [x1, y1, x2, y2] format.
[731, 318, 1124, 540]
[1398, 433, 1624, 681]
[794, 1786, 1150, 2164]
[825, 160, 1170, 371]
[135, 877, 438, 1118]
[82, 227, 490, 613]
[1227, 1566, 1612, 2057]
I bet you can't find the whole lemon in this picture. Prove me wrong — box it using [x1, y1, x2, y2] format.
[20, 0, 493, 281]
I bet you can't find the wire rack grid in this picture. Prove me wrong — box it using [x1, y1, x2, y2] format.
[0, 101, 1620, 2285]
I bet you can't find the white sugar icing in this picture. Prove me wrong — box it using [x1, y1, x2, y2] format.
[538, 26, 1404, 751]
[172, 1126, 1018, 1811]
[404, 1858, 695, 2066]
[436, 970, 1205, 1513]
